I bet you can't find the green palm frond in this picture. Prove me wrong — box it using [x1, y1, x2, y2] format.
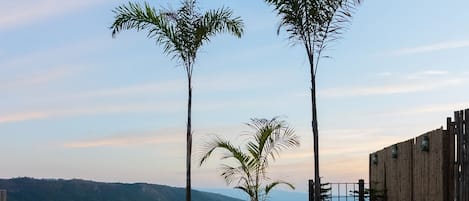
[265, 180, 295, 194]
[111, 0, 244, 75]
[110, 2, 181, 61]
[265, 0, 361, 74]
[199, 117, 300, 200]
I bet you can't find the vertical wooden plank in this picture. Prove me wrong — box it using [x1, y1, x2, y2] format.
[445, 121, 456, 201]
[370, 150, 386, 200]
[386, 140, 413, 201]
[413, 129, 447, 201]
[385, 145, 396, 201]
[447, 117, 456, 201]
[456, 111, 463, 201]
[401, 140, 413, 201]
[463, 109, 469, 201]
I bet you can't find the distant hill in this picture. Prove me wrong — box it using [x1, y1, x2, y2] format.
[0, 177, 242, 201]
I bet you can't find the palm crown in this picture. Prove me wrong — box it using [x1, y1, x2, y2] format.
[111, 0, 243, 78]
[200, 117, 300, 201]
[265, 0, 360, 73]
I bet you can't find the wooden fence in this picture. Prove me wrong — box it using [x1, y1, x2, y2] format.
[369, 109, 468, 201]
[449, 109, 469, 201]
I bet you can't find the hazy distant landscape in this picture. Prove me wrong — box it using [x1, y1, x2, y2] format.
[0, 178, 241, 201]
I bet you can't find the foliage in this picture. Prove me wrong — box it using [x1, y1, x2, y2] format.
[199, 117, 300, 201]
[320, 183, 332, 201]
[349, 187, 387, 201]
[264, 0, 361, 70]
[110, 0, 243, 80]
[0, 178, 242, 201]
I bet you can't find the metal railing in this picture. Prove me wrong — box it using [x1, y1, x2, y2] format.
[309, 179, 368, 201]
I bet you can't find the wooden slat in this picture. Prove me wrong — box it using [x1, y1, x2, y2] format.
[386, 140, 413, 201]
[456, 111, 463, 201]
[447, 117, 456, 201]
[369, 150, 386, 200]
[463, 109, 469, 201]
[413, 129, 448, 201]
[368, 108, 469, 201]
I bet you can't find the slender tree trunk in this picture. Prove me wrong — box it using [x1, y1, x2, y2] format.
[186, 76, 192, 201]
[311, 66, 320, 201]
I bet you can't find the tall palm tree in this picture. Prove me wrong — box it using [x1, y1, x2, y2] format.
[200, 117, 300, 201]
[263, 0, 361, 200]
[110, 1, 244, 200]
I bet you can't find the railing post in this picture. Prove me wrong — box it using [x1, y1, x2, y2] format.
[359, 179, 365, 201]
[0, 190, 6, 201]
[309, 179, 314, 201]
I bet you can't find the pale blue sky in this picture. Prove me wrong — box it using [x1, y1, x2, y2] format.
[1, 0, 469, 193]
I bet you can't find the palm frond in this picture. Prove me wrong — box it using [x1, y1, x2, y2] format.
[199, 117, 299, 200]
[235, 185, 255, 198]
[199, 137, 248, 166]
[265, 180, 295, 194]
[265, 0, 362, 74]
[110, 2, 181, 60]
[110, 0, 244, 72]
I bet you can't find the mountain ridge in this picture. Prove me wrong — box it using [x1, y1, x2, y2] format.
[0, 177, 242, 201]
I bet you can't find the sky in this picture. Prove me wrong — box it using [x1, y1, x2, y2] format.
[1, 0, 469, 194]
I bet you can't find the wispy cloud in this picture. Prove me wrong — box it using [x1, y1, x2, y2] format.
[387, 101, 469, 116]
[63, 131, 183, 148]
[0, 112, 50, 123]
[0, 101, 183, 124]
[320, 78, 465, 97]
[54, 80, 185, 101]
[390, 40, 469, 56]
[405, 70, 448, 80]
[0, 67, 77, 90]
[0, 0, 103, 30]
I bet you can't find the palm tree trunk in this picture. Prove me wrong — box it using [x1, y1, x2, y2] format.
[186, 76, 192, 201]
[311, 67, 320, 201]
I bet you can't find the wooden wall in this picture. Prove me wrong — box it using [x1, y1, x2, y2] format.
[369, 129, 453, 201]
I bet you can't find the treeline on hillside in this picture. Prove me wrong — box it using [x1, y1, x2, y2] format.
[0, 177, 241, 201]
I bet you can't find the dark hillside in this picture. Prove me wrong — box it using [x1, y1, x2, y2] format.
[0, 178, 242, 201]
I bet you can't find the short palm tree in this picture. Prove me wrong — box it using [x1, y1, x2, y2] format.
[263, 1, 361, 200]
[110, 1, 244, 201]
[200, 117, 300, 201]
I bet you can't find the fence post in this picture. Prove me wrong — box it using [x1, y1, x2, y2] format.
[358, 179, 365, 201]
[309, 179, 314, 201]
[0, 190, 6, 201]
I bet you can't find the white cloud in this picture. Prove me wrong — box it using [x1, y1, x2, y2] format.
[0, 112, 50, 123]
[377, 72, 392, 77]
[320, 78, 465, 97]
[421, 70, 448, 75]
[390, 40, 469, 56]
[56, 79, 185, 101]
[0, 0, 104, 30]
[63, 131, 183, 148]
[387, 102, 469, 116]
[405, 70, 449, 80]
[0, 67, 77, 90]
[0, 101, 184, 124]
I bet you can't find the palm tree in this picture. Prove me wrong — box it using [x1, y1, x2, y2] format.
[110, 1, 244, 201]
[263, 0, 361, 200]
[200, 117, 300, 201]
